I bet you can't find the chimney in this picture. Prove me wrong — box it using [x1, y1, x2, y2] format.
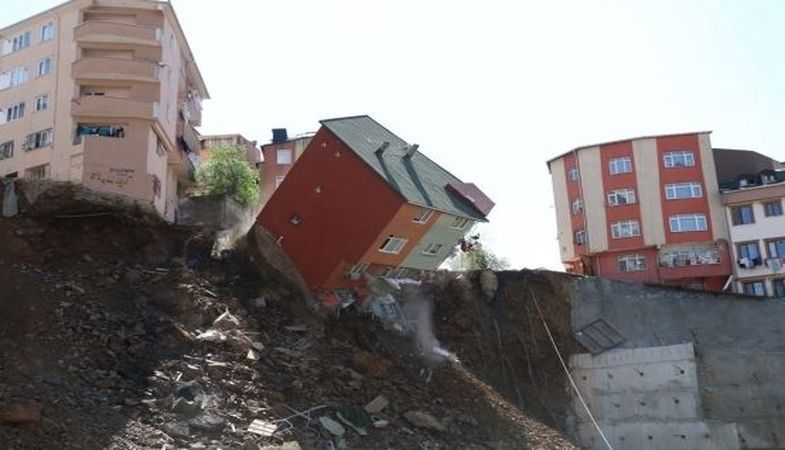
[404, 144, 419, 159]
[272, 128, 288, 144]
[375, 141, 390, 155]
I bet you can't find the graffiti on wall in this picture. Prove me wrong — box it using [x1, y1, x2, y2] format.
[88, 167, 136, 189]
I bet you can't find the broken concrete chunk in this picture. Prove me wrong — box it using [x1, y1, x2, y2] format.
[172, 398, 201, 415]
[336, 406, 369, 436]
[259, 442, 301, 450]
[213, 309, 240, 330]
[246, 349, 260, 361]
[251, 341, 265, 351]
[0, 402, 42, 424]
[351, 352, 392, 378]
[403, 410, 446, 432]
[188, 413, 226, 433]
[364, 395, 389, 414]
[318, 416, 345, 436]
[195, 329, 227, 342]
[247, 418, 277, 436]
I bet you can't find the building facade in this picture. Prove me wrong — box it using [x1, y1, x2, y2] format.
[259, 128, 313, 206]
[0, 0, 208, 221]
[721, 170, 785, 297]
[258, 115, 493, 297]
[548, 132, 731, 291]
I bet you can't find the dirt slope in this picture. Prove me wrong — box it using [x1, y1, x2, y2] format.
[0, 194, 575, 449]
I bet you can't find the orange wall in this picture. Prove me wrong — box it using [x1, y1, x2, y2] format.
[599, 140, 645, 250]
[563, 153, 587, 259]
[656, 134, 713, 244]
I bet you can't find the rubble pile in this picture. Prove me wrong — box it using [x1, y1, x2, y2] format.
[0, 203, 575, 449]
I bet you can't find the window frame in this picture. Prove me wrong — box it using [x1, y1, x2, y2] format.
[11, 31, 31, 52]
[607, 188, 636, 206]
[574, 229, 587, 245]
[0, 140, 14, 160]
[421, 243, 443, 256]
[766, 238, 785, 259]
[379, 235, 408, 254]
[276, 149, 292, 165]
[618, 254, 646, 272]
[737, 240, 761, 262]
[742, 280, 766, 297]
[663, 150, 695, 168]
[772, 278, 785, 298]
[24, 128, 53, 151]
[34, 94, 48, 112]
[610, 219, 641, 239]
[450, 216, 471, 230]
[609, 156, 633, 175]
[731, 204, 755, 225]
[763, 200, 783, 217]
[274, 175, 285, 188]
[37, 57, 52, 77]
[347, 261, 369, 279]
[568, 167, 579, 181]
[413, 208, 434, 224]
[665, 182, 703, 200]
[571, 197, 583, 215]
[25, 164, 48, 180]
[669, 214, 708, 232]
[5, 102, 25, 122]
[41, 23, 54, 42]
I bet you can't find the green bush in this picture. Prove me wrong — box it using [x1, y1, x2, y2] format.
[195, 146, 259, 206]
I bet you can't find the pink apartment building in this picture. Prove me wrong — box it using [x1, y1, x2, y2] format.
[0, 0, 208, 221]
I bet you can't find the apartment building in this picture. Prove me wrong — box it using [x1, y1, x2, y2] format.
[0, 0, 208, 221]
[548, 132, 731, 291]
[721, 169, 785, 297]
[259, 128, 313, 206]
[258, 115, 494, 298]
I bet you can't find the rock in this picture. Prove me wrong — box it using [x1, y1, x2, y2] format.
[351, 352, 392, 378]
[246, 349, 260, 361]
[172, 398, 201, 415]
[373, 419, 390, 429]
[251, 341, 265, 351]
[336, 406, 369, 436]
[188, 413, 226, 433]
[161, 422, 190, 439]
[0, 402, 42, 425]
[213, 309, 240, 330]
[318, 416, 345, 436]
[259, 442, 301, 450]
[364, 395, 389, 414]
[403, 410, 446, 432]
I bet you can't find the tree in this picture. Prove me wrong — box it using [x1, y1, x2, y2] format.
[195, 146, 260, 206]
[468, 243, 511, 271]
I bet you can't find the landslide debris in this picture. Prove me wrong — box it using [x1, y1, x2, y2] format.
[0, 186, 575, 449]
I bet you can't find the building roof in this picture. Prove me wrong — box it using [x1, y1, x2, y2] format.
[545, 130, 713, 168]
[320, 115, 490, 221]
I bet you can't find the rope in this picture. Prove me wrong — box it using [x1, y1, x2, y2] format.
[527, 285, 614, 450]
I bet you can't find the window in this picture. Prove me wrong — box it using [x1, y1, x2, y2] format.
[34, 94, 48, 112]
[607, 189, 636, 206]
[25, 164, 48, 180]
[11, 32, 31, 52]
[742, 281, 766, 297]
[9, 67, 28, 87]
[379, 235, 408, 254]
[669, 214, 707, 232]
[376, 266, 395, 277]
[37, 58, 52, 76]
[24, 129, 53, 151]
[347, 262, 369, 279]
[5, 102, 25, 122]
[618, 254, 646, 272]
[773, 279, 785, 298]
[665, 182, 702, 200]
[413, 208, 434, 224]
[450, 216, 471, 229]
[737, 241, 761, 267]
[767, 239, 785, 258]
[275, 176, 285, 188]
[0, 141, 13, 160]
[574, 229, 587, 245]
[609, 157, 632, 175]
[764, 201, 783, 217]
[422, 243, 443, 256]
[41, 23, 54, 42]
[571, 198, 583, 215]
[276, 149, 292, 164]
[611, 220, 640, 239]
[731, 205, 755, 225]
[568, 167, 579, 181]
[663, 151, 695, 168]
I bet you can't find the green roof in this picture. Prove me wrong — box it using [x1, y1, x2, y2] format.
[320, 115, 486, 221]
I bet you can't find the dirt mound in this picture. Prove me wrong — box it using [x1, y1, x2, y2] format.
[0, 188, 576, 449]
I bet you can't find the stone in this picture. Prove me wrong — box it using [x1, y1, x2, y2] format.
[161, 422, 190, 439]
[188, 413, 226, 433]
[364, 395, 389, 414]
[318, 416, 345, 436]
[246, 349, 260, 361]
[259, 442, 302, 450]
[213, 309, 240, 330]
[403, 410, 446, 432]
[0, 402, 42, 425]
[336, 406, 369, 436]
[172, 398, 201, 415]
[351, 352, 392, 378]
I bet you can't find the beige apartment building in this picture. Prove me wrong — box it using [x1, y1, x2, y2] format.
[0, 0, 208, 221]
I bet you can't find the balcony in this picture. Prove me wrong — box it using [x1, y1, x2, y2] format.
[72, 57, 159, 83]
[74, 21, 161, 47]
[71, 95, 159, 120]
[658, 245, 732, 281]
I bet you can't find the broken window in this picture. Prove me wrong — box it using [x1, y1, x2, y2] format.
[0, 141, 14, 160]
[379, 235, 408, 254]
[24, 128, 52, 151]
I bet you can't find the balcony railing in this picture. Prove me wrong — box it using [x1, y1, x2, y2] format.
[72, 57, 159, 83]
[74, 21, 161, 46]
[71, 95, 159, 120]
[658, 245, 731, 280]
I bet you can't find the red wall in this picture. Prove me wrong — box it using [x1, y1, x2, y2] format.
[260, 142, 294, 204]
[656, 134, 713, 244]
[257, 127, 404, 291]
[593, 248, 660, 284]
[599, 141, 645, 250]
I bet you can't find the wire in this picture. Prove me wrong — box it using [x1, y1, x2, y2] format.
[527, 285, 614, 450]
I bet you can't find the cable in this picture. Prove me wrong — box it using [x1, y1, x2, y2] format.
[528, 285, 614, 450]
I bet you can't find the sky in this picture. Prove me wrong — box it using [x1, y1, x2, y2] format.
[4, 0, 785, 270]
